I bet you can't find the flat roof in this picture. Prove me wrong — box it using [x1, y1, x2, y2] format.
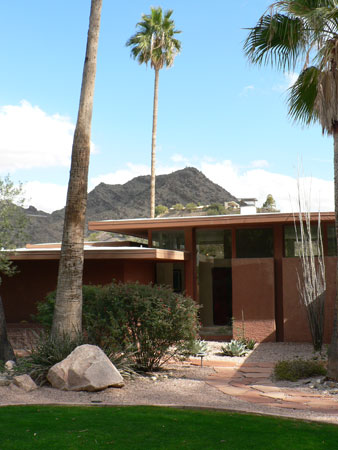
[9, 245, 188, 262]
[88, 212, 335, 238]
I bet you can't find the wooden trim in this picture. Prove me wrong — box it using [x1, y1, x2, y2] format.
[9, 248, 188, 262]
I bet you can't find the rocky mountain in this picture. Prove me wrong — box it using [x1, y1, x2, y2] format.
[24, 167, 239, 244]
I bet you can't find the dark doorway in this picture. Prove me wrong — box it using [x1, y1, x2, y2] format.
[212, 267, 232, 325]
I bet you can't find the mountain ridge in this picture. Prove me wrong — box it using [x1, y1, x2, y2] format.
[24, 167, 238, 243]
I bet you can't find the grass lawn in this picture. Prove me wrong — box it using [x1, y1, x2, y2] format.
[0, 405, 337, 449]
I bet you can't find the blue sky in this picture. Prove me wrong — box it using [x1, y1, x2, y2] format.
[0, 0, 333, 213]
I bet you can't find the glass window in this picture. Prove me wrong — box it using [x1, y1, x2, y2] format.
[284, 224, 320, 257]
[196, 229, 232, 260]
[196, 229, 232, 327]
[236, 228, 273, 258]
[152, 231, 185, 250]
[327, 225, 337, 256]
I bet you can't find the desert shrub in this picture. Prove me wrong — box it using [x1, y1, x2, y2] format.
[14, 332, 86, 385]
[95, 282, 200, 371]
[155, 205, 168, 216]
[274, 359, 326, 381]
[35, 282, 200, 372]
[206, 203, 226, 216]
[34, 285, 101, 330]
[185, 202, 197, 211]
[172, 203, 184, 211]
[221, 340, 248, 357]
[237, 337, 256, 351]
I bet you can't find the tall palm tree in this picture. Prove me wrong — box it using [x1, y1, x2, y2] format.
[51, 0, 102, 340]
[126, 7, 181, 218]
[244, 0, 338, 379]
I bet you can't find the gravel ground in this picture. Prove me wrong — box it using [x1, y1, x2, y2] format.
[1, 342, 337, 425]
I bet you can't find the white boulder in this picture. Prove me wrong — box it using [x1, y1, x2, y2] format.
[47, 344, 124, 391]
[13, 374, 38, 392]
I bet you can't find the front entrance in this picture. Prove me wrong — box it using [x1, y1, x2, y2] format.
[212, 267, 232, 325]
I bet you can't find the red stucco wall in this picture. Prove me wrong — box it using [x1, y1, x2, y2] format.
[232, 258, 276, 342]
[0, 259, 155, 323]
[282, 257, 336, 343]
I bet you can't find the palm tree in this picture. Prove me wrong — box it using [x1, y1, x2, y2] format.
[51, 0, 102, 340]
[126, 7, 181, 218]
[244, 0, 338, 379]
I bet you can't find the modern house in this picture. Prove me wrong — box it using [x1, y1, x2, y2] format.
[1, 211, 336, 344]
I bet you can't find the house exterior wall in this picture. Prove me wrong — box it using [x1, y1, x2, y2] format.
[232, 258, 276, 342]
[1, 259, 155, 324]
[282, 257, 336, 343]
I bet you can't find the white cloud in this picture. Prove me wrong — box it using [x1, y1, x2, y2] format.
[240, 85, 254, 96]
[24, 158, 333, 215]
[89, 162, 186, 189]
[200, 160, 333, 212]
[273, 72, 299, 92]
[250, 160, 269, 169]
[23, 181, 67, 213]
[171, 153, 189, 164]
[0, 100, 96, 172]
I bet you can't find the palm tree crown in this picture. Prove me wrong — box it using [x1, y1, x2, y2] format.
[244, 0, 338, 133]
[126, 7, 181, 70]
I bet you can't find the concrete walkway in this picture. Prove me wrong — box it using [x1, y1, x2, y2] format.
[190, 359, 338, 414]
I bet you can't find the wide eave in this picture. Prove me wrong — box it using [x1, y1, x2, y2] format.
[9, 246, 188, 261]
[88, 212, 335, 239]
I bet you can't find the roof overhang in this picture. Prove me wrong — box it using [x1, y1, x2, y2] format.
[8, 246, 188, 262]
[88, 212, 335, 238]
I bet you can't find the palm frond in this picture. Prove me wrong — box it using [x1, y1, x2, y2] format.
[244, 13, 307, 70]
[288, 66, 320, 124]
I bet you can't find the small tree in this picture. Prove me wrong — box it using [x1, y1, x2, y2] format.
[172, 203, 184, 211]
[0, 176, 27, 362]
[263, 194, 276, 210]
[185, 202, 197, 212]
[155, 204, 168, 216]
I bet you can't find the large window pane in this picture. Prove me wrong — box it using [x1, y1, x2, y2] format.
[196, 229, 232, 327]
[284, 225, 320, 257]
[327, 225, 337, 256]
[236, 228, 273, 258]
[152, 231, 185, 250]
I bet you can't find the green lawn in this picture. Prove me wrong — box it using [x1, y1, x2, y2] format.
[0, 405, 337, 449]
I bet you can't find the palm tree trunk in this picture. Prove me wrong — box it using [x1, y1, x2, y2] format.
[150, 68, 159, 218]
[0, 296, 15, 362]
[327, 125, 338, 380]
[51, 0, 102, 340]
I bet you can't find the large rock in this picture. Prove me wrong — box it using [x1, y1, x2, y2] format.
[47, 344, 124, 391]
[13, 374, 38, 392]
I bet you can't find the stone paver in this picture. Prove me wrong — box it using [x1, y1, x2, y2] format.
[205, 358, 338, 414]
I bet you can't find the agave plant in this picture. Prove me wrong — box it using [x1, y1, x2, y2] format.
[221, 340, 248, 357]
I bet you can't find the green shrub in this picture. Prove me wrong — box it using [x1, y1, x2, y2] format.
[172, 203, 184, 211]
[185, 202, 197, 211]
[35, 282, 200, 372]
[14, 332, 86, 385]
[155, 205, 168, 216]
[274, 359, 327, 381]
[206, 203, 226, 216]
[95, 282, 200, 371]
[237, 337, 256, 351]
[221, 340, 248, 357]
